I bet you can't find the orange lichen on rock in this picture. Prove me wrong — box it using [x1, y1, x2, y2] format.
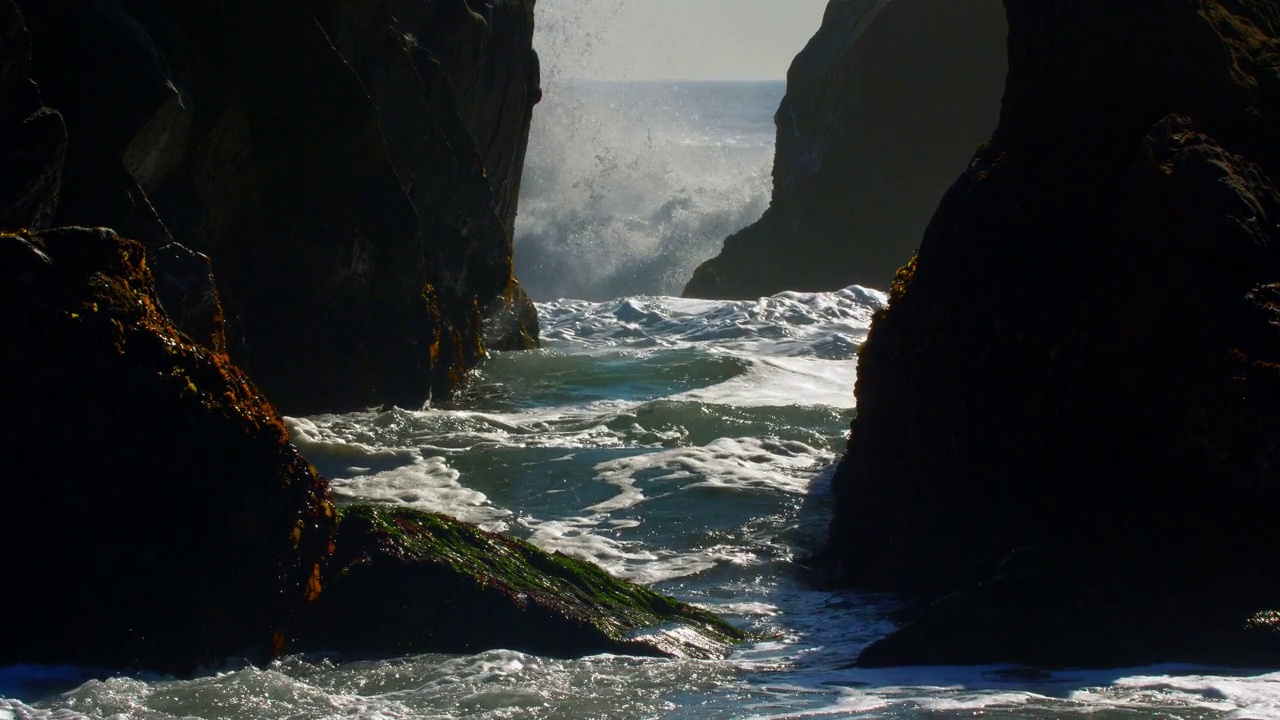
[0, 228, 337, 672]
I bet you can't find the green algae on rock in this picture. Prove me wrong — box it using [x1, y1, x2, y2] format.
[827, 0, 1280, 668]
[301, 505, 746, 660]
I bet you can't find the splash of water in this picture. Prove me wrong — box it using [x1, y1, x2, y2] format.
[516, 80, 779, 301]
[516, 1, 784, 301]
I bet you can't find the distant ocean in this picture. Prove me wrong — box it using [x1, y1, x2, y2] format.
[5, 81, 1279, 720]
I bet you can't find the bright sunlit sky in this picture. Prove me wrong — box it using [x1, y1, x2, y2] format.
[535, 0, 831, 81]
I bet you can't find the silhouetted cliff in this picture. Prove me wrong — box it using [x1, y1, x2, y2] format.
[827, 0, 1280, 668]
[684, 0, 1006, 299]
[14, 0, 541, 413]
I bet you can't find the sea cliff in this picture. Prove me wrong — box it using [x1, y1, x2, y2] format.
[683, 0, 1007, 299]
[827, 0, 1280, 667]
[13, 0, 541, 414]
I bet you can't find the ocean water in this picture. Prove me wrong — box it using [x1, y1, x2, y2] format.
[5, 84, 1280, 719]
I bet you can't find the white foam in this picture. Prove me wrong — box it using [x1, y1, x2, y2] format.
[589, 437, 830, 512]
[672, 356, 855, 408]
[536, 285, 884, 359]
[328, 455, 512, 532]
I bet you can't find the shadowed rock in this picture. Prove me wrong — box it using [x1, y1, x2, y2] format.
[13, 0, 541, 413]
[0, 0, 65, 230]
[825, 0, 1280, 668]
[0, 227, 338, 672]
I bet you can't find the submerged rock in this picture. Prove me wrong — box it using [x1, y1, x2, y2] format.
[683, 0, 1007, 299]
[827, 0, 1280, 668]
[301, 506, 744, 660]
[12, 0, 541, 413]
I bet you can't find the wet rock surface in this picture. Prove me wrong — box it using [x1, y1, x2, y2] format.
[302, 506, 745, 661]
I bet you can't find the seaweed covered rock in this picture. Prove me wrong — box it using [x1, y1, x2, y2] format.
[0, 228, 338, 673]
[827, 0, 1280, 668]
[683, 0, 1006, 299]
[301, 506, 745, 659]
[13, 0, 541, 413]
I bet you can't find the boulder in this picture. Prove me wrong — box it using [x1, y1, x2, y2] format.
[300, 506, 744, 660]
[826, 0, 1280, 667]
[0, 227, 338, 672]
[683, 0, 1007, 299]
[13, 0, 541, 414]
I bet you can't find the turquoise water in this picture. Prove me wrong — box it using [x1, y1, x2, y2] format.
[5, 288, 1279, 719]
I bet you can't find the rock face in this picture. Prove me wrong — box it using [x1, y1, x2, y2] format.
[0, 227, 338, 672]
[683, 0, 1007, 299]
[827, 0, 1280, 667]
[13, 0, 541, 414]
[0, 0, 64, 231]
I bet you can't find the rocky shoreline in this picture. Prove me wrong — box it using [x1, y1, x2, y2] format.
[0, 0, 742, 673]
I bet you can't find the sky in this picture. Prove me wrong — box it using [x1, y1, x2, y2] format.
[534, 0, 832, 81]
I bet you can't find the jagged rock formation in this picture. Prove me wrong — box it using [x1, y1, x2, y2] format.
[0, 227, 739, 672]
[827, 0, 1280, 667]
[13, 0, 541, 414]
[683, 0, 1007, 299]
[0, 227, 339, 672]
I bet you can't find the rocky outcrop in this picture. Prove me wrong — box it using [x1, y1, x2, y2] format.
[13, 0, 540, 414]
[0, 225, 740, 672]
[0, 227, 338, 672]
[826, 0, 1280, 667]
[301, 506, 743, 660]
[683, 0, 1007, 299]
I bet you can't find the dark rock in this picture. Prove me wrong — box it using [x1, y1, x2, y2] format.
[826, 0, 1280, 668]
[683, 0, 1007, 299]
[152, 242, 225, 354]
[0, 0, 65, 230]
[0, 227, 337, 673]
[13, 0, 541, 414]
[300, 506, 745, 660]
